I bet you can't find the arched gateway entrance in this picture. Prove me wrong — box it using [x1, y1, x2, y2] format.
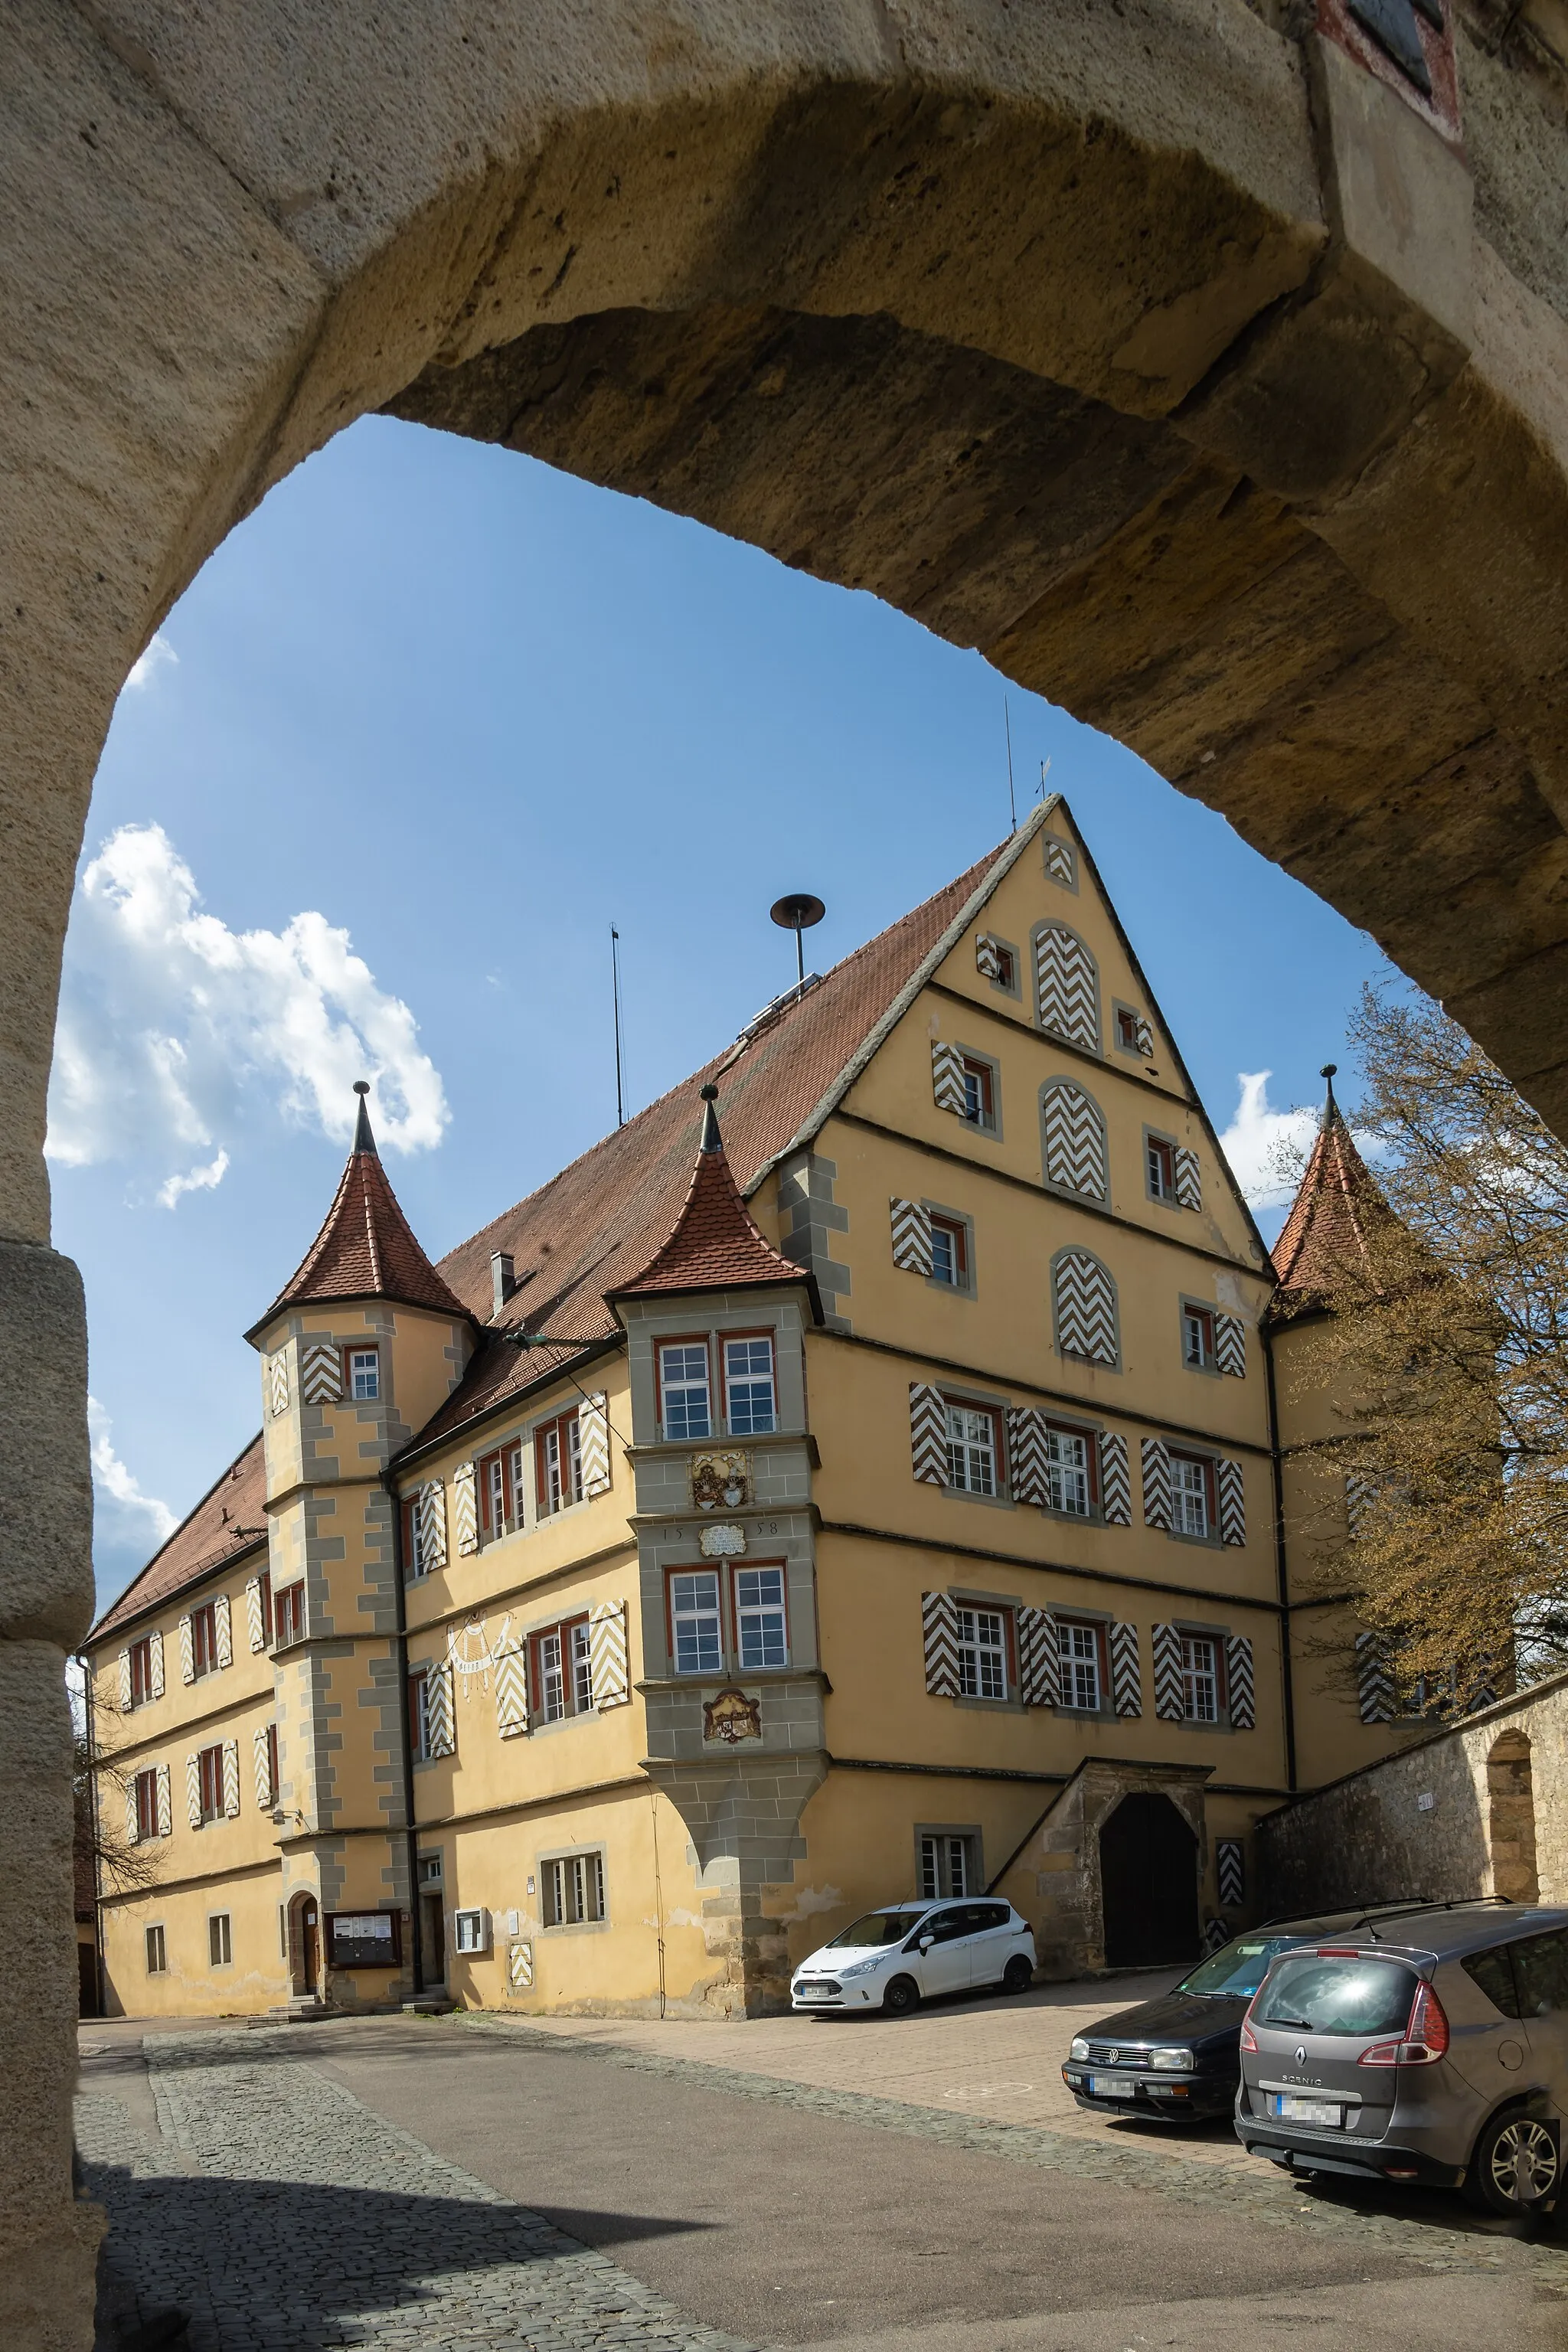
[1099, 1795, 1200, 1970]
[6, 3, 1568, 2337]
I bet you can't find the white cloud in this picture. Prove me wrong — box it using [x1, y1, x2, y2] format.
[1219, 1071, 1321, 1207]
[88, 1396, 177, 1553]
[157, 1148, 230, 1210]
[47, 823, 448, 1179]
[123, 632, 178, 692]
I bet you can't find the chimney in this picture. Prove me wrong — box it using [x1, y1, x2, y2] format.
[491, 1251, 515, 1318]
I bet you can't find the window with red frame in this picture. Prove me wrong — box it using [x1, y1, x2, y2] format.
[1170, 1453, 1216, 1540]
[197, 1743, 224, 1824]
[531, 1615, 593, 1723]
[945, 1400, 1001, 1496]
[535, 1412, 583, 1516]
[133, 1767, 159, 1841]
[929, 1216, 970, 1291]
[721, 1334, 776, 1435]
[190, 1601, 218, 1677]
[273, 1581, 305, 1647]
[960, 1056, 998, 1132]
[1182, 1302, 1216, 1370]
[129, 1635, 154, 1707]
[956, 1602, 1012, 1700]
[479, 1439, 526, 1541]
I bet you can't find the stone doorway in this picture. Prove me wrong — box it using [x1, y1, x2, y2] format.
[288, 1890, 322, 1999]
[1488, 1731, 1540, 1905]
[1099, 1793, 1200, 1968]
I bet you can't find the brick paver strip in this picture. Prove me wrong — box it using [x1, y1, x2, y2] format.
[77, 2030, 753, 2352]
[459, 2013, 1568, 2282]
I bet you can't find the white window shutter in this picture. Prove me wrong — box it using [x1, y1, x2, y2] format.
[253, 1726, 274, 1809]
[1345, 1473, 1377, 1537]
[214, 1592, 233, 1669]
[1356, 1630, 1395, 1723]
[580, 1394, 612, 1497]
[931, 1041, 966, 1117]
[1217, 1838, 1246, 1908]
[220, 1740, 240, 1817]
[1098, 1432, 1131, 1525]
[921, 1590, 959, 1697]
[1054, 1252, 1118, 1364]
[1151, 1624, 1184, 1720]
[1134, 1014, 1153, 1056]
[1227, 1635, 1256, 1729]
[267, 1350, 289, 1418]
[186, 1752, 203, 1828]
[1174, 1146, 1202, 1210]
[1017, 1606, 1060, 1707]
[975, 933, 1003, 979]
[426, 1662, 456, 1757]
[178, 1615, 194, 1684]
[495, 1638, 530, 1738]
[1217, 1457, 1246, 1546]
[1109, 1622, 1142, 1716]
[1007, 1407, 1048, 1507]
[1041, 1082, 1107, 1200]
[1214, 1314, 1246, 1377]
[246, 1577, 266, 1652]
[1043, 835, 1075, 887]
[149, 1630, 164, 1699]
[299, 1339, 342, 1405]
[890, 1197, 934, 1276]
[117, 1649, 132, 1711]
[124, 1781, 139, 1845]
[1141, 1439, 1171, 1529]
[452, 1462, 479, 1556]
[909, 1383, 947, 1485]
[155, 1764, 172, 1838]
[1034, 925, 1099, 1052]
[419, 1478, 449, 1570]
[589, 1599, 630, 1707]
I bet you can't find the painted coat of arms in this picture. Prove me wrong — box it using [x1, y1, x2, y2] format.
[691, 1450, 749, 1511]
[703, 1687, 763, 1745]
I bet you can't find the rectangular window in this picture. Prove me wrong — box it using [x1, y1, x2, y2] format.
[1118, 1008, 1151, 1056]
[481, 1441, 527, 1538]
[531, 1616, 593, 1723]
[198, 1743, 224, 1824]
[1147, 1137, 1175, 1200]
[670, 1570, 723, 1675]
[403, 1493, 427, 1580]
[145, 1923, 166, 1975]
[208, 1912, 232, 1967]
[274, 1582, 305, 1647]
[961, 1056, 997, 1132]
[919, 1833, 974, 1900]
[543, 1851, 606, 1928]
[128, 1635, 153, 1707]
[453, 1907, 488, 1954]
[659, 1342, 712, 1441]
[348, 1348, 380, 1402]
[994, 945, 1017, 992]
[1181, 1634, 1220, 1723]
[723, 1335, 776, 1435]
[946, 1403, 998, 1496]
[408, 1667, 433, 1762]
[265, 1722, 279, 1808]
[734, 1565, 787, 1669]
[134, 1767, 159, 1841]
[1057, 1621, 1103, 1712]
[1182, 1303, 1215, 1369]
[1044, 1424, 1092, 1517]
[929, 1216, 969, 1290]
[534, 1413, 583, 1516]
[1171, 1455, 1213, 1539]
[190, 1602, 218, 1678]
[956, 1606, 1009, 1701]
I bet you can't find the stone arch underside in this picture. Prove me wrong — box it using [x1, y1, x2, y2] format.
[5, 4, 1568, 2339]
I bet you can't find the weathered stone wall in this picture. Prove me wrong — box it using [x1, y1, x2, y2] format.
[1258, 1670, 1568, 1918]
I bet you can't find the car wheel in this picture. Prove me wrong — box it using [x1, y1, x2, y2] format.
[1465, 2109, 1560, 2215]
[881, 1975, 920, 2017]
[1001, 1955, 1034, 1995]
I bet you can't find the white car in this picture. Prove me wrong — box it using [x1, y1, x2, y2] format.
[791, 1899, 1037, 2017]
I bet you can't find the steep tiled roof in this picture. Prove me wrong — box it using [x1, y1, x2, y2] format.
[90, 1436, 267, 1642]
[1272, 1083, 1388, 1300]
[611, 1092, 813, 1304]
[246, 1088, 471, 1340]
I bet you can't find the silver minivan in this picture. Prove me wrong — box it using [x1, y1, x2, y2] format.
[1236, 1900, 1568, 2215]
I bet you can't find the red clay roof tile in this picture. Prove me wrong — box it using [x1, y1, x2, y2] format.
[90, 1436, 267, 1642]
[1272, 1090, 1388, 1298]
[610, 1094, 812, 1303]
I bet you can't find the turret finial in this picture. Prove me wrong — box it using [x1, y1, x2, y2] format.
[352, 1080, 377, 1155]
[1320, 1061, 1338, 1107]
[699, 1083, 722, 1154]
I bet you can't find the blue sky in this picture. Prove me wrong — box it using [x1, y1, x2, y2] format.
[59, 415, 1393, 1609]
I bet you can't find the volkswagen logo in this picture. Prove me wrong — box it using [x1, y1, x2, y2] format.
[1295, 2044, 1307, 2064]
[1107, 2048, 1119, 2063]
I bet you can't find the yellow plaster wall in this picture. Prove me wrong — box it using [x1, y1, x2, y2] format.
[100, 1867, 286, 2019]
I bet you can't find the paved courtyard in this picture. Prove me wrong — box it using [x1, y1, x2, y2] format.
[77, 1983, 1568, 2352]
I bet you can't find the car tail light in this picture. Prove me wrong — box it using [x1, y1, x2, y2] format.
[1357, 1980, 1449, 2067]
[1316, 1947, 1360, 1958]
[1240, 2014, 1259, 2053]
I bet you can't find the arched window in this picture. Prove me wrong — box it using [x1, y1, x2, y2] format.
[1052, 1248, 1119, 1367]
[1034, 922, 1100, 1054]
[1040, 1078, 1108, 1200]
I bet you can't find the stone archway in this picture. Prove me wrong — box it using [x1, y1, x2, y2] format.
[5, 6, 1568, 2340]
[1487, 1730, 1541, 1906]
[1099, 1792, 1200, 1969]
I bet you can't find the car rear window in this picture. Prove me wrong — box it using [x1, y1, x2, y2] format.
[1255, 1954, 1416, 2036]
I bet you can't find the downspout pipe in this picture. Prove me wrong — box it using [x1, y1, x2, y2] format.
[386, 1474, 423, 1996]
[1263, 1320, 1298, 1795]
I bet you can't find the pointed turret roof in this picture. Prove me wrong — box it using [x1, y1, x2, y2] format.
[1272, 1066, 1389, 1301]
[246, 1083, 472, 1341]
[609, 1087, 816, 1308]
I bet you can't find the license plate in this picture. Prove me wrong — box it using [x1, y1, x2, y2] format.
[1268, 2092, 1343, 2127]
[797, 1984, 833, 2000]
[1088, 2073, 1138, 2099]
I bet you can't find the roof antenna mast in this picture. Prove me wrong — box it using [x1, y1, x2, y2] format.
[769, 893, 826, 998]
[1039, 753, 1052, 805]
[1004, 695, 1017, 835]
[610, 925, 625, 1129]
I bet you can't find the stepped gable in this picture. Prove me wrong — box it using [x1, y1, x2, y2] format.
[90, 1435, 267, 1641]
[610, 1089, 814, 1305]
[247, 1086, 470, 1339]
[1272, 1070, 1388, 1302]
[416, 825, 1031, 1446]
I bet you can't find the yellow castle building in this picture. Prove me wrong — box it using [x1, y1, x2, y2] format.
[85, 798, 1410, 2020]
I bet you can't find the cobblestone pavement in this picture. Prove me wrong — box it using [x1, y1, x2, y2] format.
[77, 2030, 752, 2352]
